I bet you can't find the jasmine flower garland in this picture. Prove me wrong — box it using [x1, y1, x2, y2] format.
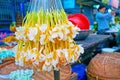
[15, 9, 84, 71]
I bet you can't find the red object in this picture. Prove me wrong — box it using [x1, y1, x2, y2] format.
[68, 13, 90, 30]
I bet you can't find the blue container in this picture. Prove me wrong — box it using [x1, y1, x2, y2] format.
[72, 64, 87, 80]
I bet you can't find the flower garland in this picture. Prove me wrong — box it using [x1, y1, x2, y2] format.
[15, 9, 84, 71]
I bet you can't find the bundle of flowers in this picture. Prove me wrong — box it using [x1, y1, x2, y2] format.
[15, 8, 84, 71]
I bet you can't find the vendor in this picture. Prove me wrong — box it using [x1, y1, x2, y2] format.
[96, 5, 115, 34]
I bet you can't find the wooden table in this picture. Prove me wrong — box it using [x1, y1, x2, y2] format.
[75, 34, 111, 64]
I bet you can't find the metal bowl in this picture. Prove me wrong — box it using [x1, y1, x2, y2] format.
[74, 30, 89, 40]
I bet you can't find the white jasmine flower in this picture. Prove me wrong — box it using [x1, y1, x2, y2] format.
[51, 32, 64, 40]
[68, 38, 73, 42]
[15, 32, 23, 39]
[16, 26, 24, 31]
[40, 35, 46, 45]
[25, 52, 30, 61]
[49, 32, 58, 43]
[45, 52, 53, 59]
[15, 27, 25, 40]
[61, 49, 69, 61]
[45, 60, 51, 66]
[57, 32, 64, 40]
[52, 59, 58, 69]
[40, 54, 46, 62]
[21, 51, 26, 57]
[51, 33, 58, 39]
[42, 64, 47, 71]
[71, 56, 75, 63]
[27, 27, 38, 41]
[64, 28, 70, 35]
[62, 36, 67, 40]
[33, 60, 39, 65]
[56, 49, 62, 57]
[52, 26, 59, 32]
[70, 43, 75, 47]
[31, 54, 37, 60]
[78, 45, 84, 54]
[68, 21, 74, 27]
[40, 24, 47, 33]
[15, 56, 24, 66]
[26, 53, 37, 61]
[47, 65, 52, 72]
[49, 36, 55, 43]
[49, 26, 67, 41]
[42, 64, 52, 71]
[72, 27, 80, 38]
[26, 49, 37, 61]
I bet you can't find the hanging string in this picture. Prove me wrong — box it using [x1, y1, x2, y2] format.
[27, 0, 63, 13]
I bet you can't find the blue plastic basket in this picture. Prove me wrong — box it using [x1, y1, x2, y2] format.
[72, 64, 87, 80]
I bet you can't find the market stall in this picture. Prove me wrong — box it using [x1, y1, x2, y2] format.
[0, 0, 120, 80]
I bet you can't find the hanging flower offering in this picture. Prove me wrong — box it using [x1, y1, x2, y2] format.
[14, 0, 84, 72]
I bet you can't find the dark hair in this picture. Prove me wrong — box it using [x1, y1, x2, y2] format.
[98, 5, 106, 11]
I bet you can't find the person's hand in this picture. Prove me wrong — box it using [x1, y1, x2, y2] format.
[111, 11, 116, 15]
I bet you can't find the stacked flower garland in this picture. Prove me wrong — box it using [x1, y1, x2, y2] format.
[14, 9, 84, 71]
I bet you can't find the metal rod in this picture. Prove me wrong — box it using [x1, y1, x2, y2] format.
[54, 70, 60, 80]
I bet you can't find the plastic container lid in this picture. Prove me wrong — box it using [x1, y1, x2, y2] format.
[68, 13, 90, 30]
